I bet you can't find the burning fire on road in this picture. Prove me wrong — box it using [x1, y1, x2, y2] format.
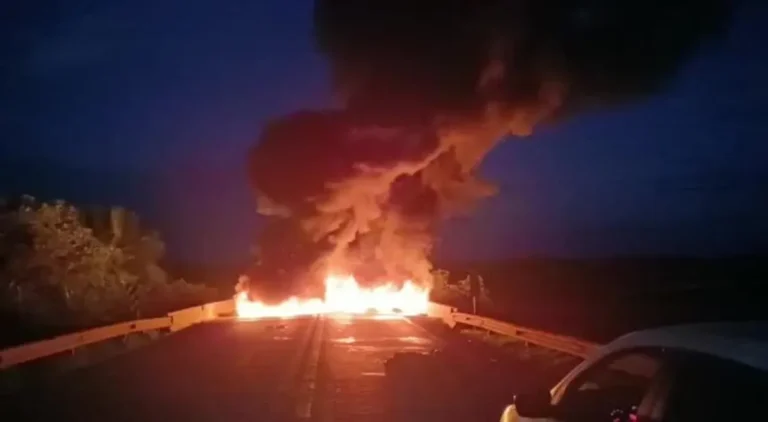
[237, 1, 732, 314]
[235, 274, 429, 319]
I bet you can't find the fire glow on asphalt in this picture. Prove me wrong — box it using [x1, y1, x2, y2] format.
[235, 274, 429, 319]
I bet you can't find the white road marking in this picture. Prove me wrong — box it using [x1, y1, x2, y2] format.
[265, 317, 317, 420]
[361, 372, 386, 376]
[295, 316, 325, 419]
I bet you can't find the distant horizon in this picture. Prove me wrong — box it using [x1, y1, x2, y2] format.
[164, 252, 768, 273]
[3, 153, 766, 264]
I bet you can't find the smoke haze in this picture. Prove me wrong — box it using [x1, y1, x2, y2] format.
[246, 0, 732, 299]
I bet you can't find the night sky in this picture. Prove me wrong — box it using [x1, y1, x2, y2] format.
[2, 0, 767, 264]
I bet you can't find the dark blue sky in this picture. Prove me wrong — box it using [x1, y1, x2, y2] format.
[2, 0, 767, 263]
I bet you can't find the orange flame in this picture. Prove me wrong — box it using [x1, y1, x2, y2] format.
[235, 274, 429, 319]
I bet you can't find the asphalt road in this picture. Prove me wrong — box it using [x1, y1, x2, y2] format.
[2, 316, 533, 422]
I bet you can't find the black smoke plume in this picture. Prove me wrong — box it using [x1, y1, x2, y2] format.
[246, 0, 732, 299]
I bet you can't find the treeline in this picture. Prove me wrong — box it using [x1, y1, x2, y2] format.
[430, 268, 492, 311]
[438, 257, 768, 341]
[441, 256, 768, 302]
[0, 196, 219, 347]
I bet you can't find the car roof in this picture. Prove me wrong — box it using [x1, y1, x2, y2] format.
[603, 321, 768, 371]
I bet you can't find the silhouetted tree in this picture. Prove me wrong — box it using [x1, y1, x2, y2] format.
[430, 268, 491, 309]
[0, 197, 216, 336]
[0, 197, 135, 327]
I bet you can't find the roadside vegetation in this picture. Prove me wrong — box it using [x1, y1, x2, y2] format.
[0, 196, 218, 348]
[430, 267, 492, 311]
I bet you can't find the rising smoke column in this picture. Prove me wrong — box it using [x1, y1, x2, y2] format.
[247, 0, 732, 299]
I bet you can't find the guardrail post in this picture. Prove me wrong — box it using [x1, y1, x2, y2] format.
[429, 302, 599, 358]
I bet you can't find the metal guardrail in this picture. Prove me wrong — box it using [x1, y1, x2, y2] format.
[451, 312, 599, 358]
[426, 302, 600, 358]
[2, 298, 596, 370]
[0, 299, 235, 370]
[0, 317, 170, 370]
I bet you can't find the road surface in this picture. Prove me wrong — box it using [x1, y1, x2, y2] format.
[2, 315, 530, 422]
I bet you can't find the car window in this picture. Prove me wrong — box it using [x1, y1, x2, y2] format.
[557, 350, 664, 422]
[663, 354, 768, 422]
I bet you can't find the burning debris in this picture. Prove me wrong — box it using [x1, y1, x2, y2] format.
[235, 274, 429, 318]
[241, 0, 732, 309]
